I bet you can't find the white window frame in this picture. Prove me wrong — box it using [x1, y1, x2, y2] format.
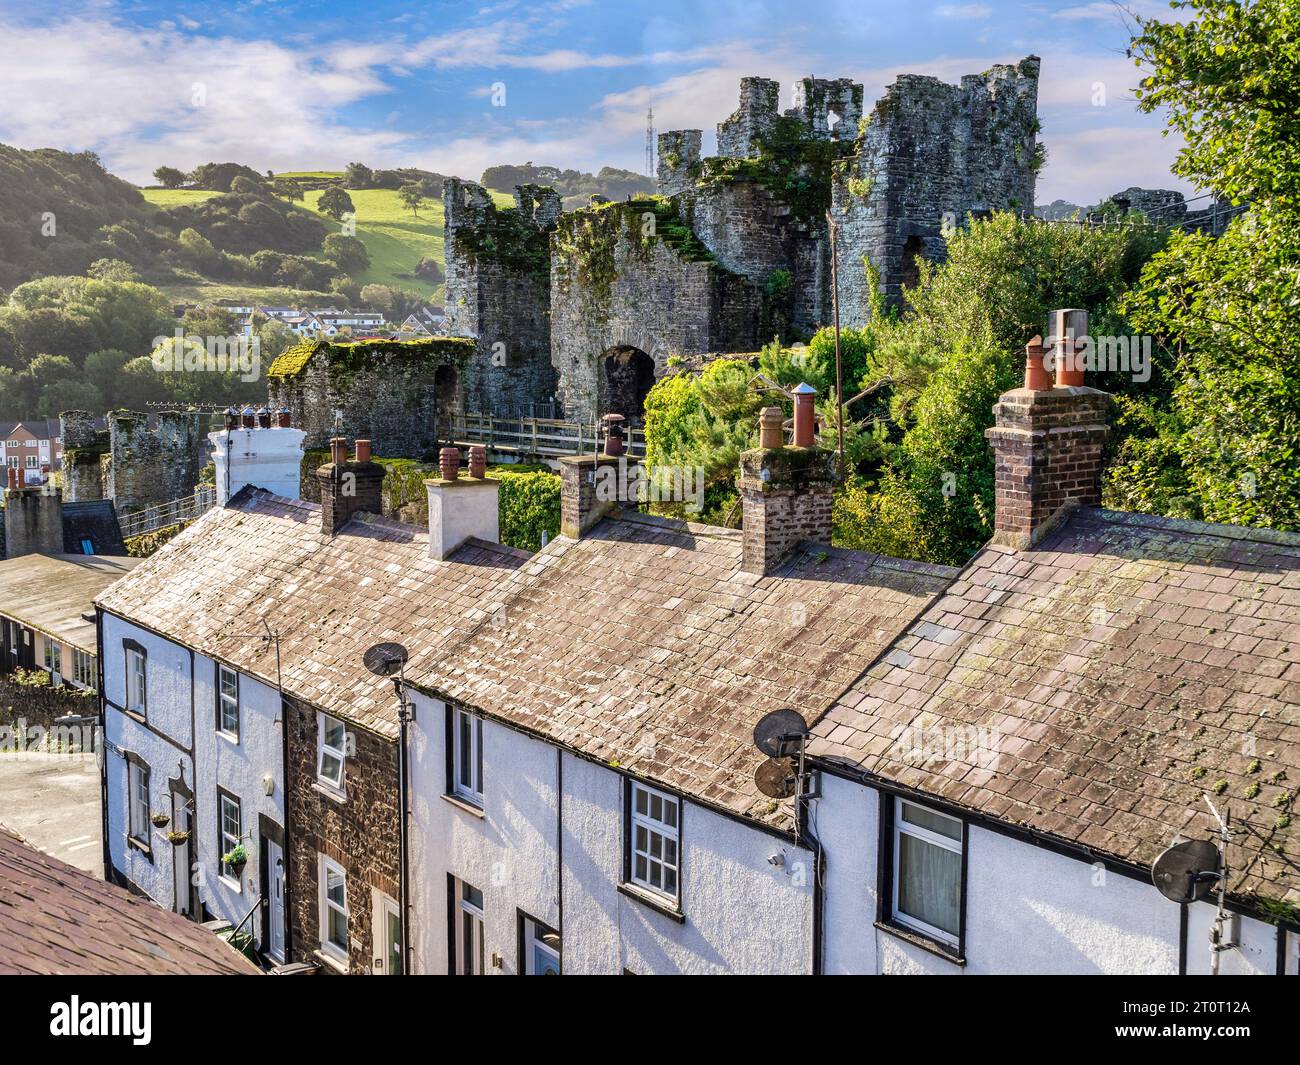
[42, 638, 61, 683]
[628, 782, 680, 903]
[72, 649, 96, 690]
[316, 712, 346, 795]
[521, 914, 561, 975]
[452, 878, 484, 975]
[319, 854, 349, 965]
[24, 455, 37, 469]
[451, 707, 483, 805]
[218, 791, 243, 886]
[891, 798, 964, 947]
[216, 664, 240, 741]
[127, 760, 149, 843]
[125, 646, 146, 716]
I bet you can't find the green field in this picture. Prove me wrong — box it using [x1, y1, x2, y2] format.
[140, 188, 218, 207]
[140, 181, 515, 307]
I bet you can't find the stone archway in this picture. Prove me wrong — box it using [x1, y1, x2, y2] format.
[900, 234, 926, 295]
[599, 345, 656, 423]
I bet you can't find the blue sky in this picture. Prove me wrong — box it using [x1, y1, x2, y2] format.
[0, 0, 1190, 204]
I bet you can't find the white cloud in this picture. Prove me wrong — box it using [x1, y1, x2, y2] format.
[935, 4, 992, 18]
[1034, 125, 1191, 203]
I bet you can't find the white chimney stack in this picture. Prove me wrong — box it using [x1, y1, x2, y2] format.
[210, 407, 306, 505]
[424, 445, 499, 560]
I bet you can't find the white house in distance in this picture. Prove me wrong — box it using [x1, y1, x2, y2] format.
[97, 411, 306, 964]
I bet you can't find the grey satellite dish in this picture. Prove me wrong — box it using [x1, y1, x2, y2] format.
[1151, 839, 1221, 904]
[753, 708, 809, 758]
[363, 642, 409, 678]
[754, 756, 798, 800]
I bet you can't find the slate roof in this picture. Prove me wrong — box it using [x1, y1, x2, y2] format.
[810, 507, 1300, 910]
[0, 553, 139, 654]
[63, 499, 127, 556]
[425, 512, 956, 827]
[0, 826, 259, 974]
[96, 489, 528, 738]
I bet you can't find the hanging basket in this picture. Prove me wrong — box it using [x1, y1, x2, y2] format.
[151, 812, 170, 828]
[167, 830, 190, 846]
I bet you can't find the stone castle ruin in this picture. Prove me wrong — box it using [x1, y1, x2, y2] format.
[442, 58, 1042, 426]
[60, 409, 208, 516]
[267, 336, 473, 456]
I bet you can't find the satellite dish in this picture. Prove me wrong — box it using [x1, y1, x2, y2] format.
[1151, 839, 1221, 903]
[753, 708, 809, 758]
[363, 642, 409, 678]
[754, 756, 798, 799]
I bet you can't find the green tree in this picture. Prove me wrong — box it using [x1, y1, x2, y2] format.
[87, 258, 139, 282]
[317, 187, 355, 221]
[153, 166, 186, 189]
[344, 162, 374, 189]
[322, 233, 370, 276]
[398, 183, 424, 217]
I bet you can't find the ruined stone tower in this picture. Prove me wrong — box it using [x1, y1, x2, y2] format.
[831, 57, 1042, 322]
[443, 178, 560, 415]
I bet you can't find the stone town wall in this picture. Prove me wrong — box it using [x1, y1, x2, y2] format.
[831, 57, 1041, 323]
[267, 339, 472, 458]
[443, 179, 559, 416]
[104, 411, 207, 516]
[549, 202, 763, 424]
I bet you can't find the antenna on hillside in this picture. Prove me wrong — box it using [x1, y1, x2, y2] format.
[646, 102, 655, 177]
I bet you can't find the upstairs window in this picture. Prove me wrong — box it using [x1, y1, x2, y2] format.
[628, 782, 680, 903]
[317, 713, 346, 794]
[890, 799, 964, 948]
[450, 707, 483, 805]
[216, 665, 240, 740]
[125, 644, 147, 716]
[127, 759, 150, 844]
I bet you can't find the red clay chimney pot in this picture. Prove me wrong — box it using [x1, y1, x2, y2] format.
[354, 439, 372, 463]
[440, 446, 461, 481]
[792, 384, 817, 448]
[467, 445, 487, 478]
[1024, 335, 1052, 391]
[329, 436, 347, 465]
[602, 413, 626, 457]
[275, 407, 291, 428]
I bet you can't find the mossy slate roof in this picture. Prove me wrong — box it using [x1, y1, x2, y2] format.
[96, 489, 528, 738]
[0, 826, 259, 975]
[424, 512, 956, 827]
[810, 507, 1300, 911]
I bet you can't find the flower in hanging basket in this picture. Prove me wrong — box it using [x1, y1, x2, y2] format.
[151, 812, 171, 828]
[221, 843, 249, 871]
[167, 830, 190, 845]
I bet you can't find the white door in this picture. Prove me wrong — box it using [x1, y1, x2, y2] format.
[267, 839, 285, 963]
[171, 796, 190, 916]
[376, 895, 401, 974]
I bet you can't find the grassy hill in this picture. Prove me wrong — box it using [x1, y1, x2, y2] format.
[140, 183, 514, 305]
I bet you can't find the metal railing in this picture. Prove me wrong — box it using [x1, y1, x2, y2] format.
[447, 413, 646, 459]
[118, 485, 218, 539]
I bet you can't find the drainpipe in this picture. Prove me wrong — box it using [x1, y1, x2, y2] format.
[396, 676, 411, 974]
[95, 606, 110, 882]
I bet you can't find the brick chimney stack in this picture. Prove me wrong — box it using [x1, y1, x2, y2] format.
[317, 438, 385, 535]
[559, 414, 640, 539]
[985, 310, 1111, 549]
[739, 385, 837, 575]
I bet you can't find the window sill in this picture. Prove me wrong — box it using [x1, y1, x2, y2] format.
[313, 948, 349, 975]
[874, 920, 965, 966]
[218, 874, 243, 893]
[127, 836, 153, 863]
[441, 792, 485, 819]
[123, 708, 148, 726]
[311, 780, 346, 805]
[618, 883, 684, 924]
[217, 730, 240, 747]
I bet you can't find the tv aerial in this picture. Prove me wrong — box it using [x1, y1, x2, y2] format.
[751, 709, 816, 827]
